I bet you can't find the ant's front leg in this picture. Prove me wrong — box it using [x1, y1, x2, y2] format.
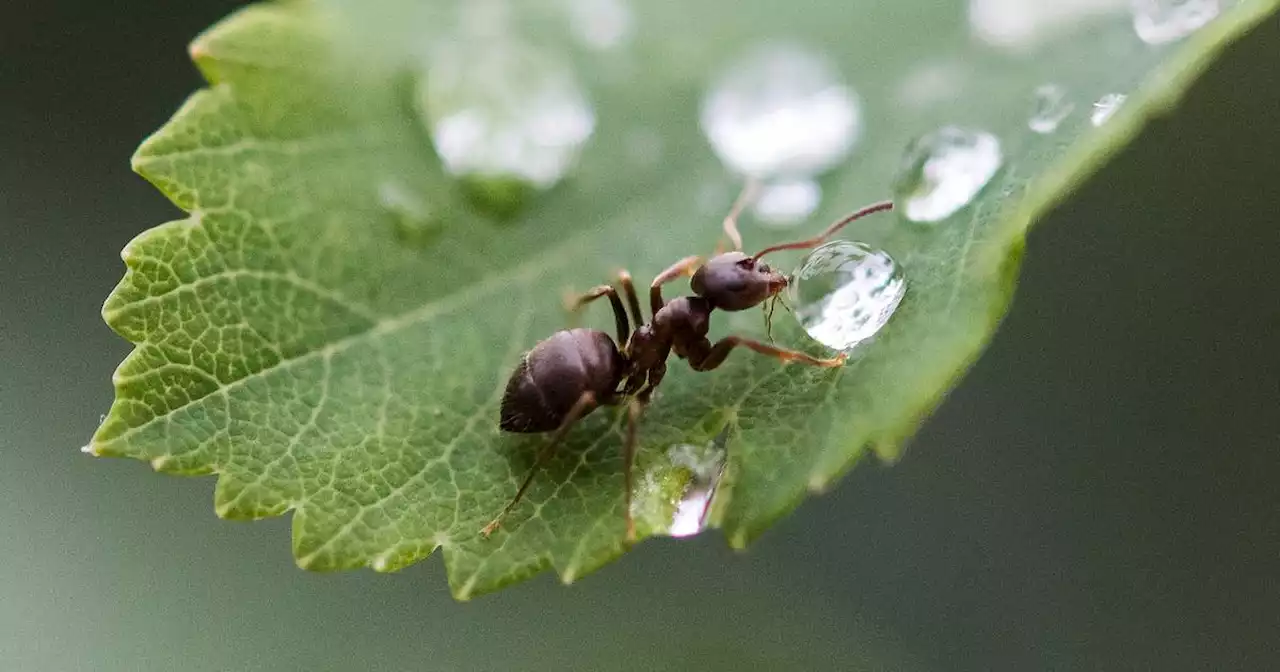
[687, 336, 846, 372]
[649, 256, 702, 315]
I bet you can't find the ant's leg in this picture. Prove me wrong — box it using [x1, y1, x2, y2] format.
[719, 179, 760, 253]
[688, 336, 846, 372]
[481, 392, 598, 538]
[565, 285, 630, 345]
[616, 271, 645, 327]
[650, 255, 702, 315]
[622, 397, 647, 542]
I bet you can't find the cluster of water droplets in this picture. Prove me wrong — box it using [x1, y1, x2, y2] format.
[700, 43, 863, 226]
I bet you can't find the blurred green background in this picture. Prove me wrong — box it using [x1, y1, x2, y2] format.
[2, 3, 1277, 671]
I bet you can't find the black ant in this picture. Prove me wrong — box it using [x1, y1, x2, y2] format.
[481, 184, 894, 539]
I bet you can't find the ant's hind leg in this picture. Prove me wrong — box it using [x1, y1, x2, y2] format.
[481, 392, 598, 538]
[564, 285, 630, 344]
[622, 397, 648, 543]
[688, 336, 846, 372]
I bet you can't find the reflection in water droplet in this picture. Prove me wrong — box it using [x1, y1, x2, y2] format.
[1132, 0, 1220, 44]
[418, 39, 596, 194]
[563, 0, 634, 51]
[379, 180, 441, 244]
[893, 127, 1002, 223]
[1091, 93, 1127, 126]
[969, 0, 1129, 49]
[788, 241, 906, 352]
[700, 44, 861, 178]
[631, 441, 727, 538]
[1029, 84, 1074, 134]
[753, 178, 822, 227]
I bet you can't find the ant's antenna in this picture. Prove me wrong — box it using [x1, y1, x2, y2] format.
[721, 179, 760, 252]
[751, 200, 894, 261]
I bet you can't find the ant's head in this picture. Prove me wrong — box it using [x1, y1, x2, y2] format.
[691, 252, 788, 311]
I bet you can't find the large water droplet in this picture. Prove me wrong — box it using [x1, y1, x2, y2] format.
[893, 127, 1002, 223]
[630, 441, 727, 538]
[700, 44, 862, 178]
[788, 241, 906, 352]
[1029, 84, 1074, 134]
[418, 39, 596, 198]
[1091, 93, 1127, 126]
[563, 0, 634, 51]
[753, 178, 822, 227]
[1132, 0, 1220, 45]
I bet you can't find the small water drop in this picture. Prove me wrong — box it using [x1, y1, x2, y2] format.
[1029, 84, 1074, 134]
[418, 38, 596, 199]
[788, 241, 906, 352]
[665, 443, 727, 538]
[893, 127, 1002, 223]
[563, 0, 634, 51]
[378, 180, 442, 244]
[753, 178, 822, 227]
[631, 441, 726, 538]
[700, 43, 862, 178]
[1091, 93, 1127, 126]
[969, 0, 1130, 49]
[1132, 0, 1220, 45]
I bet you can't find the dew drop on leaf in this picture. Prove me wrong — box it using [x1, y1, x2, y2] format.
[893, 126, 1003, 223]
[699, 43, 862, 179]
[787, 240, 906, 352]
[1029, 84, 1075, 134]
[417, 37, 596, 199]
[630, 441, 727, 538]
[753, 178, 822, 227]
[563, 0, 635, 51]
[1091, 92, 1127, 126]
[1132, 0, 1221, 45]
[378, 180, 442, 245]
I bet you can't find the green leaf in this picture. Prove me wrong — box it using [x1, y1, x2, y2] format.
[89, 0, 1278, 599]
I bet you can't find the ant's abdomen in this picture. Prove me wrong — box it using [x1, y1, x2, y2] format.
[499, 328, 623, 433]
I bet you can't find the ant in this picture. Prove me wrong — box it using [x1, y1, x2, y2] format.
[481, 183, 894, 539]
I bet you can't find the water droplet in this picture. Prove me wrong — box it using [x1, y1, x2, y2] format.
[753, 178, 822, 227]
[631, 441, 727, 538]
[563, 0, 634, 51]
[788, 241, 906, 352]
[1029, 84, 1074, 134]
[893, 127, 1002, 223]
[700, 43, 862, 178]
[418, 38, 596, 197]
[969, 0, 1130, 49]
[895, 60, 967, 108]
[1091, 93, 1127, 126]
[378, 180, 442, 244]
[1132, 0, 1219, 45]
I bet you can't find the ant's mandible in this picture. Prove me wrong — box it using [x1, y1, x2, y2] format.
[481, 183, 894, 539]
